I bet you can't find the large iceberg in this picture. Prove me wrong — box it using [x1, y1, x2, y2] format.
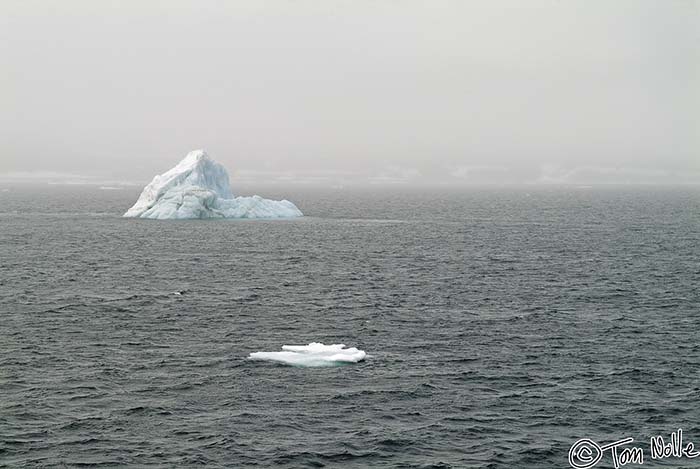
[124, 150, 303, 219]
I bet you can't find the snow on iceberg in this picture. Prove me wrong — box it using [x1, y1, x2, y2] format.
[124, 149, 303, 219]
[249, 343, 367, 367]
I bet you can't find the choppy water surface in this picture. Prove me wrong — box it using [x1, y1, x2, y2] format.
[1, 185, 699, 468]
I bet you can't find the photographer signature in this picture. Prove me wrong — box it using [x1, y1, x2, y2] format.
[568, 429, 699, 468]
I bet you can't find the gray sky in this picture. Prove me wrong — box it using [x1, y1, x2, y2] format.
[1, 0, 698, 185]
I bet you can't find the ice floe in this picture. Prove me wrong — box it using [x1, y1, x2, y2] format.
[249, 343, 366, 367]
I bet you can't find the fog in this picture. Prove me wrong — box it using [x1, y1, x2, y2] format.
[1, 1, 697, 185]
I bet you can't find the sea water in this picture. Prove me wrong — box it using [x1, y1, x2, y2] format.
[1, 185, 699, 468]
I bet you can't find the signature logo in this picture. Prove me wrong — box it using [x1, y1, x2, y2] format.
[568, 429, 699, 468]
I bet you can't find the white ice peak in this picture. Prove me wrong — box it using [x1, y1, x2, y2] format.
[164, 149, 232, 197]
[124, 149, 303, 219]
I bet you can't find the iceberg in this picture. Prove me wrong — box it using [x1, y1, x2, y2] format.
[124, 149, 303, 219]
[249, 343, 367, 367]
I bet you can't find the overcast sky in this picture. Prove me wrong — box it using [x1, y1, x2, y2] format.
[0, 0, 698, 185]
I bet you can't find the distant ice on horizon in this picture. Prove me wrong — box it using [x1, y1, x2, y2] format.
[249, 343, 367, 367]
[124, 149, 303, 219]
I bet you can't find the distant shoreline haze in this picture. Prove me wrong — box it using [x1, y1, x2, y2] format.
[1, 1, 697, 181]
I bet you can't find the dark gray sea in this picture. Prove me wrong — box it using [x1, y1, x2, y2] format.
[1, 185, 699, 468]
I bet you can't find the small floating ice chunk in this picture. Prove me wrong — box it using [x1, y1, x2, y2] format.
[249, 343, 366, 367]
